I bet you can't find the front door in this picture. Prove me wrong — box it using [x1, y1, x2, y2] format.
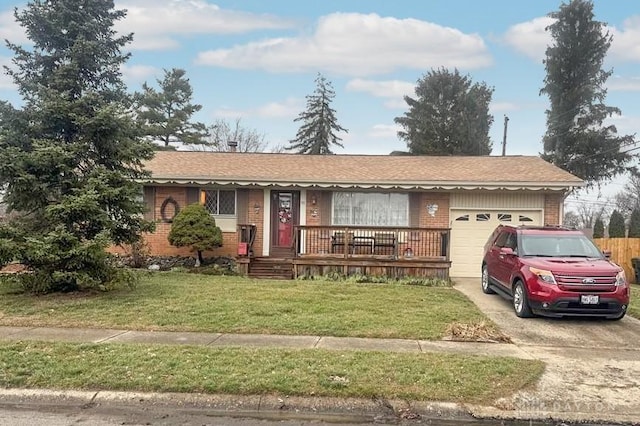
[270, 191, 299, 256]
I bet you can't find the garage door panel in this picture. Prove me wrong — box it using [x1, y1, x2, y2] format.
[449, 210, 541, 278]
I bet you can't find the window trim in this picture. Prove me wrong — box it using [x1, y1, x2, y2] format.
[200, 188, 237, 216]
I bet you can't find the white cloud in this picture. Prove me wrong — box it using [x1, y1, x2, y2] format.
[0, 56, 15, 90]
[610, 16, 640, 62]
[346, 78, 414, 98]
[504, 14, 640, 65]
[0, 9, 27, 45]
[114, 0, 296, 51]
[368, 124, 401, 139]
[490, 102, 521, 113]
[608, 76, 640, 91]
[120, 64, 158, 84]
[213, 97, 301, 119]
[196, 12, 492, 76]
[502, 17, 554, 62]
[346, 78, 414, 109]
[606, 114, 640, 135]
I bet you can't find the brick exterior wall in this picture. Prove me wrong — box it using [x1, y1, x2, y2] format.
[306, 190, 323, 226]
[544, 192, 564, 226]
[413, 192, 450, 228]
[112, 185, 241, 258]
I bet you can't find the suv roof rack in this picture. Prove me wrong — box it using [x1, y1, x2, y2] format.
[517, 224, 576, 231]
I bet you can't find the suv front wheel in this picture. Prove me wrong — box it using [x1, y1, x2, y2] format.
[512, 281, 533, 318]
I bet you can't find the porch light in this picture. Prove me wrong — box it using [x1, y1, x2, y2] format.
[311, 195, 317, 205]
[254, 203, 260, 214]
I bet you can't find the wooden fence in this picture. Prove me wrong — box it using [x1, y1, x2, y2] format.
[592, 238, 640, 283]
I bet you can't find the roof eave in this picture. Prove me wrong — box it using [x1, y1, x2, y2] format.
[142, 176, 584, 191]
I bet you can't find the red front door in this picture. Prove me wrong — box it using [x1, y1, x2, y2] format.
[271, 191, 299, 253]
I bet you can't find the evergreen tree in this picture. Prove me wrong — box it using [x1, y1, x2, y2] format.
[608, 210, 626, 238]
[592, 216, 605, 238]
[168, 204, 222, 266]
[628, 208, 640, 238]
[135, 68, 208, 149]
[0, 0, 154, 292]
[541, 0, 635, 186]
[395, 68, 493, 156]
[287, 73, 347, 154]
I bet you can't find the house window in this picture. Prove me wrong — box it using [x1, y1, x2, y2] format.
[202, 189, 236, 215]
[476, 213, 491, 221]
[519, 215, 534, 222]
[455, 215, 470, 221]
[332, 192, 408, 226]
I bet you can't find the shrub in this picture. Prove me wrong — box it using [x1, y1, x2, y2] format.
[628, 208, 640, 238]
[168, 204, 222, 266]
[608, 210, 626, 238]
[593, 217, 605, 238]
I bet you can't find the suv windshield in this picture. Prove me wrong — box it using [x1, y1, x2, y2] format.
[519, 234, 604, 258]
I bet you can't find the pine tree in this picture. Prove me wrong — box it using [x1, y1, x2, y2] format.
[608, 210, 626, 238]
[593, 216, 605, 238]
[541, 0, 635, 186]
[628, 208, 640, 238]
[287, 73, 347, 154]
[395, 68, 493, 155]
[135, 68, 208, 149]
[0, 0, 154, 292]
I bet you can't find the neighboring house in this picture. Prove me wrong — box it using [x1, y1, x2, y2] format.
[138, 151, 583, 279]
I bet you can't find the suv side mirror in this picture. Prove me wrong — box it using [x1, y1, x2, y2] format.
[500, 247, 515, 256]
[603, 250, 611, 259]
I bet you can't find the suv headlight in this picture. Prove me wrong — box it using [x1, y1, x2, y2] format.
[615, 270, 627, 287]
[529, 267, 557, 285]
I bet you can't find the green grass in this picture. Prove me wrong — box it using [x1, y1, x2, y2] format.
[0, 341, 544, 405]
[0, 272, 491, 340]
[629, 284, 640, 319]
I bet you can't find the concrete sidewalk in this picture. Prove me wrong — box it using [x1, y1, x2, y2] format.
[0, 325, 532, 359]
[3, 325, 640, 424]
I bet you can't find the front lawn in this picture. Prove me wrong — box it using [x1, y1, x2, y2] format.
[0, 341, 544, 405]
[0, 272, 492, 340]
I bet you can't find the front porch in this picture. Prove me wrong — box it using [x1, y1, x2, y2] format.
[237, 225, 451, 279]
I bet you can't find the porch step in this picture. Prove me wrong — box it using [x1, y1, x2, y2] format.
[248, 258, 294, 280]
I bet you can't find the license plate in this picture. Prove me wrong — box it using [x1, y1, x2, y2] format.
[580, 295, 599, 305]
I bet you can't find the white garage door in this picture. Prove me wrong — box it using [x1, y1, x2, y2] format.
[449, 210, 542, 277]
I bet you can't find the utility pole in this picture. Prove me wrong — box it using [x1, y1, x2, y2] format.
[501, 115, 509, 156]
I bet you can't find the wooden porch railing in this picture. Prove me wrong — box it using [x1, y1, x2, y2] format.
[293, 225, 450, 260]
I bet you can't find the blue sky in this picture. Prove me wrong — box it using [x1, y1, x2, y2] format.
[0, 0, 639, 210]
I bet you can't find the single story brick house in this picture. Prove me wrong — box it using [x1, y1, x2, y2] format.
[137, 151, 583, 279]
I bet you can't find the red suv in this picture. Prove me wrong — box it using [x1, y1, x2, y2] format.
[481, 225, 629, 320]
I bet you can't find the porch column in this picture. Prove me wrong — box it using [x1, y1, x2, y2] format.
[262, 190, 270, 257]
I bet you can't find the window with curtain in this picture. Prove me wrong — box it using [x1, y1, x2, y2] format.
[332, 192, 409, 226]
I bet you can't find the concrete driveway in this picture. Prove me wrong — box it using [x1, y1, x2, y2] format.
[453, 277, 640, 422]
[453, 277, 640, 349]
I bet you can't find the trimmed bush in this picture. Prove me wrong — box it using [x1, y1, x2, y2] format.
[628, 208, 640, 238]
[593, 217, 605, 238]
[608, 210, 626, 238]
[168, 204, 222, 266]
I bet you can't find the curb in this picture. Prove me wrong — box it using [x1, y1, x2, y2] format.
[1, 388, 639, 424]
[0, 388, 472, 423]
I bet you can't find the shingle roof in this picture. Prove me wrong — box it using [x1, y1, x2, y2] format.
[144, 151, 583, 190]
